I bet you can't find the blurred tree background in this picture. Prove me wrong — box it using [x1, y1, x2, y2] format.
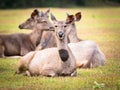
[0, 0, 120, 8]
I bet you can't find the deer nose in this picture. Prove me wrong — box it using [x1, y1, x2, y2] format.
[58, 31, 64, 38]
[18, 25, 23, 29]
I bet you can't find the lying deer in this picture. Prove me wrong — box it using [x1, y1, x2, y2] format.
[18, 9, 83, 51]
[16, 13, 77, 77]
[0, 9, 52, 57]
[19, 9, 56, 50]
[51, 13, 105, 68]
[17, 11, 105, 68]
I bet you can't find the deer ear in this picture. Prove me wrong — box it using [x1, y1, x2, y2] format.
[75, 12, 81, 21]
[66, 15, 74, 24]
[45, 8, 50, 15]
[66, 12, 70, 17]
[31, 12, 35, 19]
[51, 13, 57, 22]
[34, 9, 39, 15]
[31, 9, 39, 19]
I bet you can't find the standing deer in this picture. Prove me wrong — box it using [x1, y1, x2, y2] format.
[16, 13, 77, 77]
[0, 9, 53, 57]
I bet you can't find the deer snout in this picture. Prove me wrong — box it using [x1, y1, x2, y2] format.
[18, 25, 23, 29]
[58, 31, 65, 39]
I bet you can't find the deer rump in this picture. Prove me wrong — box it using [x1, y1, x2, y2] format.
[68, 40, 105, 68]
[0, 34, 35, 56]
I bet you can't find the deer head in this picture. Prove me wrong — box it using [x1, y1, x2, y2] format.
[51, 13, 67, 40]
[18, 9, 39, 29]
[50, 12, 81, 41]
[18, 9, 51, 30]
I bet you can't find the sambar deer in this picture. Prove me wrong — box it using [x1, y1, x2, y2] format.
[18, 9, 83, 50]
[17, 11, 105, 68]
[0, 9, 52, 57]
[16, 13, 77, 77]
[19, 9, 56, 50]
[51, 12, 105, 68]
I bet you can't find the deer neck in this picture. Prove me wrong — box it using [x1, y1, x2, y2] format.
[56, 34, 71, 62]
[56, 32, 76, 74]
[56, 35, 68, 50]
[29, 28, 43, 47]
[68, 24, 80, 43]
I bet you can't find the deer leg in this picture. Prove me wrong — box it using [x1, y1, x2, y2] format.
[15, 60, 27, 74]
[15, 66, 25, 74]
[0, 45, 5, 58]
[61, 68, 77, 77]
[24, 70, 31, 76]
[20, 47, 30, 56]
[41, 69, 57, 77]
[71, 70, 77, 77]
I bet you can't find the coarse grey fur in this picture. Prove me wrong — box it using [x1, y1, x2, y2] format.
[17, 11, 105, 69]
[16, 13, 77, 77]
[19, 9, 56, 50]
[51, 12, 105, 68]
[0, 9, 52, 57]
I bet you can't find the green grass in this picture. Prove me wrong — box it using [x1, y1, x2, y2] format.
[0, 7, 120, 90]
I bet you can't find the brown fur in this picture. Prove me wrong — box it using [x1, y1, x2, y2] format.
[36, 31, 56, 50]
[0, 9, 52, 57]
[0, 34, 34, 57]
[19, 9, 57, 51]
[16, 13, 77, 77]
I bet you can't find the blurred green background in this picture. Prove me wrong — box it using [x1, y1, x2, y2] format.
[0, 0, 120, 9]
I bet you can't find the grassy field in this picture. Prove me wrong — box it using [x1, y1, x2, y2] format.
[0, 7, 120, 90]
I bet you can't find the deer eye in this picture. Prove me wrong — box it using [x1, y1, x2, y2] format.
[42, 21, 47, 23]
[55, 25, 58, 27]
[64, 25, 67, 28]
